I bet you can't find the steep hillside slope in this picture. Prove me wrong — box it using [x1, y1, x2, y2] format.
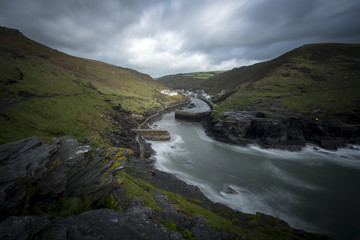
[209, 44, 360, 118]
[199, 44, 360, 150]
[0, 26, 185, 145]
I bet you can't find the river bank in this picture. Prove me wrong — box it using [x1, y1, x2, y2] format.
[201, 110, 360, 151]
[167, 98, 360, 152]
[0, 136, 332, 239]
[148, 98, 360, 240]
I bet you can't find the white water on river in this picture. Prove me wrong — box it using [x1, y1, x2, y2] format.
[148, 98, 360, 240]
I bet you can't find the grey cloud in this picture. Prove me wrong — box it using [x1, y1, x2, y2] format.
[238, 0, 360, 45]
[1, 0, 159, 47]
[1, 0, 360, 77]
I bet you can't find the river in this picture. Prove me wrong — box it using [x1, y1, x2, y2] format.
[148, 98, 360, 240]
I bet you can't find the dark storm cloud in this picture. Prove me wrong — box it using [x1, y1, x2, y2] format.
[0, 0, 160, 48]
[1, 0, 360, 77]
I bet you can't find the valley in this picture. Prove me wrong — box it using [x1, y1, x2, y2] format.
[1, 26, 359, 240]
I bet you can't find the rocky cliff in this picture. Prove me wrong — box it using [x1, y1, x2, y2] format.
[0, 136, 132, 219]
[0, 136, 332, 239]
[203, 110, 360, 151]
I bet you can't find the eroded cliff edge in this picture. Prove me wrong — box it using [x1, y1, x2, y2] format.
[201, 110, 360, 151]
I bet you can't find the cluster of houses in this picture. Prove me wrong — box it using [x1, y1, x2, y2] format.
[175, 89, 214, 100]
[160, 89, 178, 96]
[161, 88, 226, 100]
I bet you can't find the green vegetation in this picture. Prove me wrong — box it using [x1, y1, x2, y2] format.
[206, 44, 360, 119]
[54, 196, 92, 217]
[101, 194, 122, 211]
[117, 170, 240, 234]
[183, 71, 223, 79]
[0, 26, 185, 144]
[117, 169, 324, 239]
[159, 189, 243, 236]
[160, 43, 360, 119]
[12, 195, 93, 218]
[158, 219, 194, 240]
[178, 227, 194, 240]
[117, 170, 162, 210]
[157, 71, 225, 90]
[158, 219, 177, 231]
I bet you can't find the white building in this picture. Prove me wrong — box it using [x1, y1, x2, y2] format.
[160, 89, 178, 96]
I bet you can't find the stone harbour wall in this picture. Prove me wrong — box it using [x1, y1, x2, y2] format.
[175, 110, 211, 122]
[132, 129, 171, 141]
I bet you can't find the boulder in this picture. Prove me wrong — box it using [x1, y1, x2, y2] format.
[221, 186, 238, 194]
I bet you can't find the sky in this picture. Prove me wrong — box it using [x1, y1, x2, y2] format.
[1, 0, 360, 78]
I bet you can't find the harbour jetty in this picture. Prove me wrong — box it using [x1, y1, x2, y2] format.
[175, 110, 211, 121]
[175, 97, 214, 121]
[131, 129, 170, 141]
[198, 97, 215, 110]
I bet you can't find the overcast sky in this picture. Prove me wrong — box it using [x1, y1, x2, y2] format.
[1, 0, 360, 77]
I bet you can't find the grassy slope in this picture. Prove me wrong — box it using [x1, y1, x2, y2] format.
[157, 71, 225, 90]
[0, 26, 185, 144]
[117, 169, 328, 240]
[208, 44, 360, 118]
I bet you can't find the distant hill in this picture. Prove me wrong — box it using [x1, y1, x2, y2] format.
[210, 43, 360, 118]
[0, 26, 184, 144]
[161, 44, 360, 118]
[157, 71, 225, 90]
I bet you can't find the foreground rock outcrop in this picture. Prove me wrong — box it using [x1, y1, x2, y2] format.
[0, 207, 183, 240]
[0, 136, 132, 219]
[0, 136, 219, 239]
[203, 110, 360, 151]
[0, 136, 332, 239]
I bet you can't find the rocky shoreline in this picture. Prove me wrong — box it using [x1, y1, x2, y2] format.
[200, 110, 360, 151]
[0, 136, 222, 239]
[172, 98, 360, 151]
[0, 135, 332, 239]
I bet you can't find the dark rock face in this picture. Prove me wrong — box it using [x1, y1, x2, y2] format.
[0, 136, 333, 239]
[222, 187, 238, 195]
[0, 194, 229, 240]
[121, 157, 332, 240]
[126, 158, 210, 204]
[175, 110, 210, 122]
[0, 207, 184, 240]
[0, 136, 229, 240]
[203, 111, 360, 151]
[0, 136, 207, 239]
[110, 106, 140, 154]
[0, 136, 132, 219]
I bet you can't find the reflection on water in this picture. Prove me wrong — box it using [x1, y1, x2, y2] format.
[148, 98, 360, 240]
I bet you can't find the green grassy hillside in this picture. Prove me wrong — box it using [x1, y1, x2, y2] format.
[157, 71, 225, 90]
[0, 26, 185, 144]
[208, 44, 360, 118]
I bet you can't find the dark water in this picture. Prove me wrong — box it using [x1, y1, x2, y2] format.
[149, 98, 360, 240]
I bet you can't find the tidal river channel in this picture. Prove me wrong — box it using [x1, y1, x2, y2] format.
[148, 98, 360, 240]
